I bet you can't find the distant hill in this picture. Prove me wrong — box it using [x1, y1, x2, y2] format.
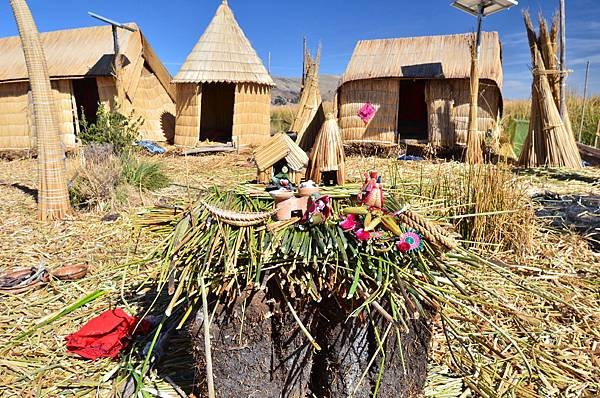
[271, 74, 339, 105]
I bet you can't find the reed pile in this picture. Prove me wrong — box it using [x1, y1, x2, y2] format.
[519, 11, 582, 168]
[307, 113, 346, 185]
[0, 155, 598, 397]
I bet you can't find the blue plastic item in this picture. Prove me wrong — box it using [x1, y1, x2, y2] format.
[136, 140, 166, 155]
[397, 154, 424, 161]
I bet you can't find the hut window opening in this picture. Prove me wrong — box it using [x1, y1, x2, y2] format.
[272, 159, 289, 177]
[72, 78, 100, 126]
[200, 83, 235, 143]
[321, 171, 338, 186]
[397, 80, 428, 141]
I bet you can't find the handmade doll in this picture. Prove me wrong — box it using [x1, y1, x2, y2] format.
[358, 171, 384, 208]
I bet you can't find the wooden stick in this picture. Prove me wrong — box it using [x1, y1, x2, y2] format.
[200, 276, 216, 398]
[578, 61, 590, 142]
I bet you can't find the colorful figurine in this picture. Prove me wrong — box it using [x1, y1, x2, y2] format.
[358, 170, 384, 209]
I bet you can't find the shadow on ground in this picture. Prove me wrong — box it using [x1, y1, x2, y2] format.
[533, 193, 600, 251]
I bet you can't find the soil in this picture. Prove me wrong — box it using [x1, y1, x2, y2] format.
[191, 286, 431, 398]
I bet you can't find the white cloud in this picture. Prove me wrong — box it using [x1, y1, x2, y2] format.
[503, 78, 532, 99]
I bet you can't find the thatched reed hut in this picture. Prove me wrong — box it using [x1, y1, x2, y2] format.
[0, 24, 175, 150]
[255, 133, 308, 185]
[336, 32, 503, 147]
[173, 0, 274, 148]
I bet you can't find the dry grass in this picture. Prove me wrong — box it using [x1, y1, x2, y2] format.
[411, 163, 536, 256]
[504, 94, 600, 146]
[0, 153, 598, 396]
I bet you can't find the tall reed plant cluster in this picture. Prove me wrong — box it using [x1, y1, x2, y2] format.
[391, 162, 536, 256]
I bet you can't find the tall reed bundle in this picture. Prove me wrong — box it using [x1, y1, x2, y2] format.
[307, 113, 346, 185]
[465, 37, 484, 164]
[533, 48, 582, 168]
[292, 48, 325, 151]
[9, 0, 71, 219]
[519, 11, 582, 168]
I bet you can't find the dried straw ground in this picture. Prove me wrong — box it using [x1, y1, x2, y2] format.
[0, 153, 598, 397]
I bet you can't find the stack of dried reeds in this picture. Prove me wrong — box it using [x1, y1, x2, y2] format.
[465, 37, 484, 164]
[307, 113, 346, 185]
[519, 11, 582, 168]
[292, 46, 325, 151]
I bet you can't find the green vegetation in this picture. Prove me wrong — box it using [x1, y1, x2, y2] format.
[79, 104, 143, 156]
[70, 106, 169, 210]
[122, 157, 170, 192]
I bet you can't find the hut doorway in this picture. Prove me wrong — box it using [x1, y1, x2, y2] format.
[397, 80, 428, 141]
[200, 83, 235, 143]
[73, 78, 100, 125]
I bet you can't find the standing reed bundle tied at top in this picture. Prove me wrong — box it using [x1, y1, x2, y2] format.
[519, 11, 582, 169]
[307, 113, 346, 185]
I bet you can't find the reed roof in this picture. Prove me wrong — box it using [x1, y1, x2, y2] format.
[173, 0, 274, 86]
[340, 32, 503, 89]
[0, 24, 174, 100]
[254, 133, 309, 172]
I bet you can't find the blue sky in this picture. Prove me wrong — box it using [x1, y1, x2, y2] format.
[1, 0, 599, 99]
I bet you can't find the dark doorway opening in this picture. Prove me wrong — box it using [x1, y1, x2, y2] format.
[73, 78, 100, 126]
[397, 80, 428, 140]
[200, 83, 235, 143]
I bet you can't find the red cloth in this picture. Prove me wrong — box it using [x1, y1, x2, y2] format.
[65, 308, 146, 360]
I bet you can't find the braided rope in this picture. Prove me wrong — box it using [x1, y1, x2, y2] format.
[199, 199, 276, 227]
[397, 209, 458, 250]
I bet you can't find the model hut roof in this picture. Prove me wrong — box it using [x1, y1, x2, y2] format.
[340, 32, 503, 89]
[254, 134, 309, 172]
[0, 24, 174, 100]
[173, 0, 274, 86]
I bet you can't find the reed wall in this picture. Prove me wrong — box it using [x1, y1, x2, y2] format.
[97, 76, 117, 111]
[174, 83, 200, 147]
[0, 79, 79, 150]
[338, 79, 399, 144]
[338, 78, 501, 147]
[445, 79, 500, 145]
[233, 83, 271, 146]
[50, 80, 77, 147]
[131, 66, 176, 142]
[0, 82, 31, 149]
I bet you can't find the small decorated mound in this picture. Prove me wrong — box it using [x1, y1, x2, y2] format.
[137, 170, 568, 397]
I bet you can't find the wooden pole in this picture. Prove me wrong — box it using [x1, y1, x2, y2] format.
[200, 276, 216, 398]
[112, 25, 125, 108]
[559, 0, 567, 118]
[88, 13, 137, 108]
[595, 119, 600, 148]
[302, 37, 308, 87]
[577, 60, 590, 142]
[268, 51, 271, 74]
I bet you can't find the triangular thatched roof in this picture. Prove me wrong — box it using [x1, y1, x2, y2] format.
[173, 0, 274, 86]
[254, 134, 308, 172]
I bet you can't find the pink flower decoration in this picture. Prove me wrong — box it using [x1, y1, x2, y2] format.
[400, 231, 422, 251]
[397, 241, 411, 253]
[355, 228, 371, 241]
[340, 214, 358, 231]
